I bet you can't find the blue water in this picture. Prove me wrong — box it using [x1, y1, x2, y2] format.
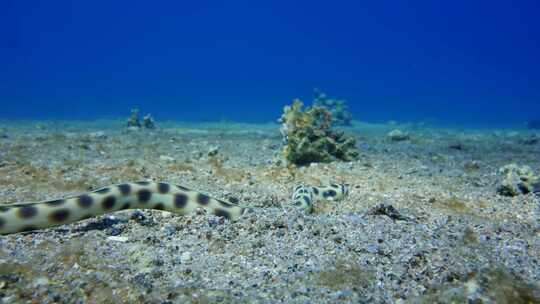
[2, 1, 539, 127]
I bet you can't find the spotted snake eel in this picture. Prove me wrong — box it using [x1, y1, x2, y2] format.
[0, 181, 348, 235]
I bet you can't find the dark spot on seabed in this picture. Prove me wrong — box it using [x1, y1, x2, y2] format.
[154, 203, 165, 210]
[213, 209, 232, 220]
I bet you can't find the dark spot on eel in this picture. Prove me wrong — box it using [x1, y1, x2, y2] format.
[102, 196, 116, 210]
[323, 189, 337, 198]
[135, 181, 151, 186]
[17, 205, 38, 219]
[174, 193, 188, 208]
[137, 189, 152, 203]
[49, 209, 70, 222]
[312, 187, 319, 195]
[196, 193, 210, 205]
[77, 195, 94, 208]
[0, 217, 5, 229]
[157, 183, 170, 194]
[118, 184, 131, 195]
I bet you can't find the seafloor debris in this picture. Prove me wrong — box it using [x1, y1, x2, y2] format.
[126, 109, 156, 129]
[368, 203, 413, 222]
[418, 266, 540, 303]
[279, 99, 359, 166]
[496, 164, 540, 196]
[387, 129, 410, 141]
[312, 88, 353, 126]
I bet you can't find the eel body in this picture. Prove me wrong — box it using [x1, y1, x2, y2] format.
[0, 182, 347, 235]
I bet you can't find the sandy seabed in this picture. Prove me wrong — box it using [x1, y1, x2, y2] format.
[0, 120, 539, 303]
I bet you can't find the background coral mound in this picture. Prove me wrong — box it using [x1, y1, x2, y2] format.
[496, 164, 539, 196]
[126, 109, 156, 129]
[312, 88, 353, 126]
[279, 99, 359, 166]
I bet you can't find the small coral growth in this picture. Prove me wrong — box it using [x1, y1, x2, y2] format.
[312, 88, 353, 126]
[279, 99, 359, 166]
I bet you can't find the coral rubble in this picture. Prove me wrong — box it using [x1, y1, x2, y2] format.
[312, 88, 353, 126]
[496, 164, 540, 196]
[279, 99, 359, 166]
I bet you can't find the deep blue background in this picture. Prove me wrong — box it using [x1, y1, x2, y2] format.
[1, 0, 539, 126]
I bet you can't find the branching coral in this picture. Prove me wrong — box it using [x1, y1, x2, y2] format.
[279, 99, 359, 166]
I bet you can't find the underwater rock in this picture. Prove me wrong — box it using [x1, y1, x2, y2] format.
[496, 164, 539, 196]
[279, 99, 359, 166]
[387, 129, 410, 141]
[312, 88, 353, 126]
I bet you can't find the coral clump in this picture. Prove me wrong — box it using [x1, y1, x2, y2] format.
[126, 109, 142, 128]
[127, 109, 156, 129]
[497, 164, 540, 196]
[142, 114, 155, 129]
[279, 99, 359, 166]
[312, 88, 353, 126]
